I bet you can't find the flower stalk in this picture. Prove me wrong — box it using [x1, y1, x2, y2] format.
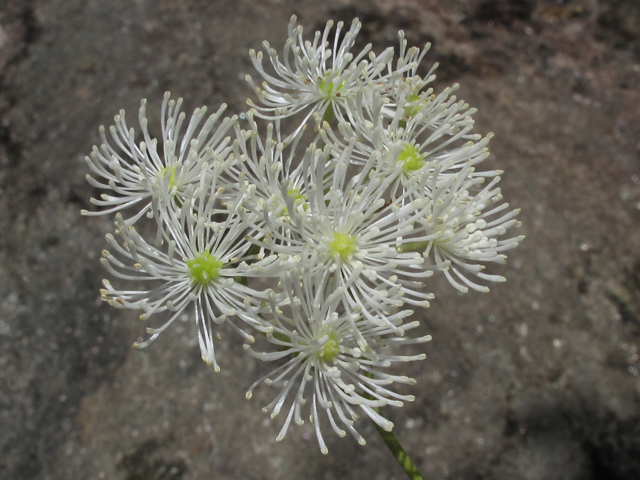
[373, 417, 425, 480]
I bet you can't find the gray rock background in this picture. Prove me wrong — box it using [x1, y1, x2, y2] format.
[1, 0, 639, 479]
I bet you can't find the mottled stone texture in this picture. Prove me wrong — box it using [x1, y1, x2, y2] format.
[1, 1, 639, 479]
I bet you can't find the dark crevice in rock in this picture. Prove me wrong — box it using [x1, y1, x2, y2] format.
[598, 0, 640, 50]
[503, 393, 640, 479]
[606, 260, 640, 332]
[0, 0, 40, 173]
[0, 122, 22, 168]
[9, 450, 42, 480]
[0, 0, 42, 76]
[608, 293, 639, 327]
[582, 440, 623, 480]
[464, 0, 536, 27]
[119, 439, 188, 480]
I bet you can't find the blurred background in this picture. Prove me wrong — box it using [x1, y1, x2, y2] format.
[1, 0, 639, 479]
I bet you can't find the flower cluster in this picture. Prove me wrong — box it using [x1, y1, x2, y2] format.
[83, 16, 522, 454]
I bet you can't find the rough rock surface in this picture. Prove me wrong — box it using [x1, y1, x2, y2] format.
[1, 1, 639, 479]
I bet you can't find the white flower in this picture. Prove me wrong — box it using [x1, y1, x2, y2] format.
[383, 30, 435, 91]
[83, 92, 236, 235]
[418, 171, 523, 293]
[320, 84, 487, 201]
[227, 111, 332, 226]
[246, 143, 439, 337]
[99, 169, 281, 371]
[245, 15, 394, 132]
[365, 30, 437, 116]
[317, 84, 522, 292]
[244, 268, 431, 454]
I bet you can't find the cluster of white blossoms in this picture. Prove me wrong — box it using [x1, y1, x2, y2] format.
[83, 16, 522, 454]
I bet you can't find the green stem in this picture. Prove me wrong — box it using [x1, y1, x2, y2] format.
[397, 241, 431, 253]
[362, 373, 425, 480]
[323, 101, 335, 125]
[372, 412, 425, 480]
[234, 275, 248, 286]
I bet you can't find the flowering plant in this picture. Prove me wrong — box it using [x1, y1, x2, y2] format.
[82, 15, 522, 477]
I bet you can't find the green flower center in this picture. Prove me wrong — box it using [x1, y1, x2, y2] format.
[187, 251, 223, 285]
[319, 74, 346, 98]
[287, 188, 306, 203]
[279, 188, 308, 216]
[320, 333, 340, 362]
[159, 165, 177, 190]
[397, 144, 424, 173]
[328, 232, 357, 260]
[319, 73, 347, 123]
[404, 93, 425, 118]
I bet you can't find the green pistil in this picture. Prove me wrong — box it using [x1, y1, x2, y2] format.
[319, 75, 346, 97]
[159, 165, 177, 190]
[320, 333, 340, 362]
[319, 74, 346, 124]
[287, 188, 306, 204]
[329, 232, 357, 260]
[187, 251, 223, 285]
[397, 144, 424, 173]
[280, 188, 307, 216]
[403, 94, 424, 118]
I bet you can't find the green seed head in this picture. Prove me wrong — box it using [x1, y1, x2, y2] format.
[397, 144, 424, 173]
[287, 188, 306, 203]
[320, 333, 340, 362]
[319, 73, 346, 98]
[328, 232, 357, 260]
[187, 251, 223, 285]
[279, 188, 308, 216]
[319, 74, 347, 124]
[159, 165, 177, 190]
[404, 93, 425, 118]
